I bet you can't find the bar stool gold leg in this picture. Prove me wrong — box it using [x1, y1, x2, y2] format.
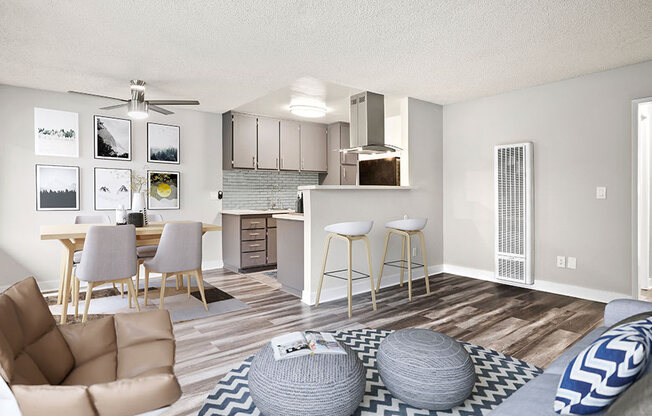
[376, 230, 391, 292]
[347, 237, 353, 318]
[315, 234, 333, 307]
[406, 235, 413, 301]
[400, 235, 406, 287]
[419, 231, 430, 294]
[363, 236, 377, 311]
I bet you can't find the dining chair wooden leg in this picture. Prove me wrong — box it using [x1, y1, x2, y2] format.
[347, 237, 353, 318]
[376, 230, 391, 292]
[126, 278, 140, 312]
[400, 235, 406, 287]
[187, 274, 191, 298]
[179, 274, 184, 290]
[135, 261, 142, 298]
[58, 250, 67, 304]
[194, 269, 208, 311]
[314, 234, 333, 307]
[419, 231, 430, 294]
[363, 236, 377, 311]
[82, 282, 94, 323]
[128, 278, 133, 308]
[159, 273, 168, 310]
[406, 235, 413, 301]
[175, 275, 180, 290]
[144, 268, 150, 305]
[120, 283, 125, 298]
[74, 276, 80, 318]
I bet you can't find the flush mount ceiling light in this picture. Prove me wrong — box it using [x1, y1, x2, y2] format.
[289, 104, 326, 118]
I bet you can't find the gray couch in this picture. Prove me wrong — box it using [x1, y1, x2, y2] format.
[490, 299, 652, 415]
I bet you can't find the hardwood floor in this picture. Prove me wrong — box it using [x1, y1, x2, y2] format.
[168, 269, 605, 415]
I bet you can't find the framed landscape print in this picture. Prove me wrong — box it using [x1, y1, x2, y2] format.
[147, 123, 180, 164]
[94, 115, 131, 160]
[34, 108, 79, 157]
[36, 164, 80, 211]
[147, 170, 179, 210]
[94, 167, 132, 210]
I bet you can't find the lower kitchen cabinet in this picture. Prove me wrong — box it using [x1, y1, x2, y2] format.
[222, 212, 278, 273]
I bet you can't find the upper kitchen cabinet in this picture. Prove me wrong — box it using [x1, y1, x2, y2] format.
[340, 124, 357, 165]
[257, 117, 280, 170]
[280, 120, 301, 171]
[300, 122, 328, 172]
[323, 122, 357, 185]
[223, 112, 257, 170]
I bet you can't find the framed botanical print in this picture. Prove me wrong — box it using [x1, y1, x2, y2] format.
[147, 170, 179, 210]
[94, 167, 132, 210]
[36, 164, 80, 211]
[147, 122, 180, 164]
[94, 115, 131, 160]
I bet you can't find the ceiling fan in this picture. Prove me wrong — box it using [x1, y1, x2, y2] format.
[68, 80, 200, 119]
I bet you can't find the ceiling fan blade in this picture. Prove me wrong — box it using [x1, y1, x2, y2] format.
[147, 100, 200, 105]
[68, 91, 128, 102]
[149, 104, 174, 115]
[100, 103, 128, 110]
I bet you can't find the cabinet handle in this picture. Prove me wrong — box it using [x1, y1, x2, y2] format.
[250, 244, 260, 247]
[252, 156, 256, 167]
[343, 169, 346, 178]
[276, 158, 278, 169]
[249, 232, 260, 236]
[250, 255, 261, 259]
[301, 159, 304, 169]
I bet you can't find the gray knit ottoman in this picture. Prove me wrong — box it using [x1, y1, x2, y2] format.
[248, 343, 365, 416]
[377, 328, 475, 410]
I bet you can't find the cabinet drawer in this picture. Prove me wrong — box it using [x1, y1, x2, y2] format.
[266, 217, 277, 228]
[241, 229, 266, 241]
[242, 241, 265, 252]
[241, 251, 266, 268]
[242, 217, 266, 230]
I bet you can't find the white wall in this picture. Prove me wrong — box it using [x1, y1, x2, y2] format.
[443, 60, 652, 302]
[302, 97, 443, 304]
[0, 85, 223, 291]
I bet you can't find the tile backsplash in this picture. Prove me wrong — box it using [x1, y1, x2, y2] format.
[222, 170, 319, 210]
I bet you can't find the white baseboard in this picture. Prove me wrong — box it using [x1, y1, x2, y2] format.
[301, 264, 444, 305]
[442, 264, 631, 304]
[202, 260, 224, 271]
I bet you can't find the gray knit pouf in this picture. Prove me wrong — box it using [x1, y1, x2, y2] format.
[248, 343, 365, 416]
[376, 328, 476, 410]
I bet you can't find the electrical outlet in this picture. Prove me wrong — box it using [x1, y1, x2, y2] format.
[596, 186, 607, 199]
[557, 256, 566, 268]
[567, 257, 577, 270]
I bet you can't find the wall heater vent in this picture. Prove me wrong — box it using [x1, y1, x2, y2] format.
[495, 143, 533, 284]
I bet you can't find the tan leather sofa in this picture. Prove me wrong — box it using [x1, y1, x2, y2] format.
[0, 277, 181, 416]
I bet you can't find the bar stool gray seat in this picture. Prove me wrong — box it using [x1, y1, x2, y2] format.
[315, 221, 377, 317]
[377, 328, 475, 410]
[376, 217, 431, 300]
[248, 342, 365, 416]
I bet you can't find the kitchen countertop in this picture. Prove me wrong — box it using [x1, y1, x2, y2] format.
[298, 185, 413, 190]
[221, 209, 294, 215]
[272, 213, 304, 222]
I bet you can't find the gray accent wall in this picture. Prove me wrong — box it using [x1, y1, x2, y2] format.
[443, 60, 652, 300]
[222, 170, 319, 210]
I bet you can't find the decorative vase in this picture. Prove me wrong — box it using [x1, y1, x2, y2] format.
[132, 192, 145, 213]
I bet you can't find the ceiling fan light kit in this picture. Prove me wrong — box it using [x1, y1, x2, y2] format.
[68, 79, 200, 119]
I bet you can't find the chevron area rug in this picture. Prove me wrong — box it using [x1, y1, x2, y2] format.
[199, 328, 543, 416]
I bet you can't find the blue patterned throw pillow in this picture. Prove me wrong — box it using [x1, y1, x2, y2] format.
[554, 317, 652, 415]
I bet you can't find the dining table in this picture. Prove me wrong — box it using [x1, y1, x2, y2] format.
[40, 221, 222, 324]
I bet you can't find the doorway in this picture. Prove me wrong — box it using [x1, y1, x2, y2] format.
[636, 98, 652, 301]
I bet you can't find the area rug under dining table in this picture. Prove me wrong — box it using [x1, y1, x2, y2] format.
[199, 328, 543, 416]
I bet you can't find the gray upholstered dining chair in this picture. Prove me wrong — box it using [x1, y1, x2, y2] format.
[136, 214, 163, 295]
[73, 225, 140, 322]
[143, 222, 208, 311]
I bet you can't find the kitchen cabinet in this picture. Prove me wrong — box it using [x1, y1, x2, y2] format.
[257, 117, 280, 170]
[232, 113, 257, 169]
[267, 227, 277, 264]
[341, 164, 357, 185]
[222, 212, 278, 272]
[340, 124, 358, 165]
[300, 122, 328, 172]
[280, 120, 301, 170]
[323, 122, 358, 185]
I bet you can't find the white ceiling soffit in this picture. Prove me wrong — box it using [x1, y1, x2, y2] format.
[1, 1, 652, 113]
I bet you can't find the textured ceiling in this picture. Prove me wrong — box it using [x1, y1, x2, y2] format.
[1, 0, 652, 114]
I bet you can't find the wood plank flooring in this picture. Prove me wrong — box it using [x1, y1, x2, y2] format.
[168, 270, 605, 415]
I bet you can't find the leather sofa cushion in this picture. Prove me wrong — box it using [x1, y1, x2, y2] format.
[114, 309, 174, 349]
[0, 277, 74, 385]
[62, 352, 117, 386]
[60, 316, 117, 367]
[12, 384, 96, 416]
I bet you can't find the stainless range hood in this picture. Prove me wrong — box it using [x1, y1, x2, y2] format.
[345, 91, 401, 154]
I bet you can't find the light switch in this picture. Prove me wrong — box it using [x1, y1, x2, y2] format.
[557, 256, 566, 268]
[567, 257, 577, 270]
[596, 186, 607, 199]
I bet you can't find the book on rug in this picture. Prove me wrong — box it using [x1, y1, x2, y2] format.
[271, 331, 346, 360]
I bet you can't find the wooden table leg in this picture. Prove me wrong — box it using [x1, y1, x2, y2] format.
[57, 248, 68, 304]
[59, 240, 75, 324]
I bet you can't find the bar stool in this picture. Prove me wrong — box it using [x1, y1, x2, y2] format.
[376, 217, 430, 300]
[315, 221, 378, 318]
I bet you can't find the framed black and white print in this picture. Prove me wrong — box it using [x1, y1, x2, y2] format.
[147, 170, 180, 210]
[34, 108, 79, 157]
[36, 165, 80, 211]
[147, 123, 180, 164]
[94, 115, 131, 160]
[94, 168, 132, 211]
